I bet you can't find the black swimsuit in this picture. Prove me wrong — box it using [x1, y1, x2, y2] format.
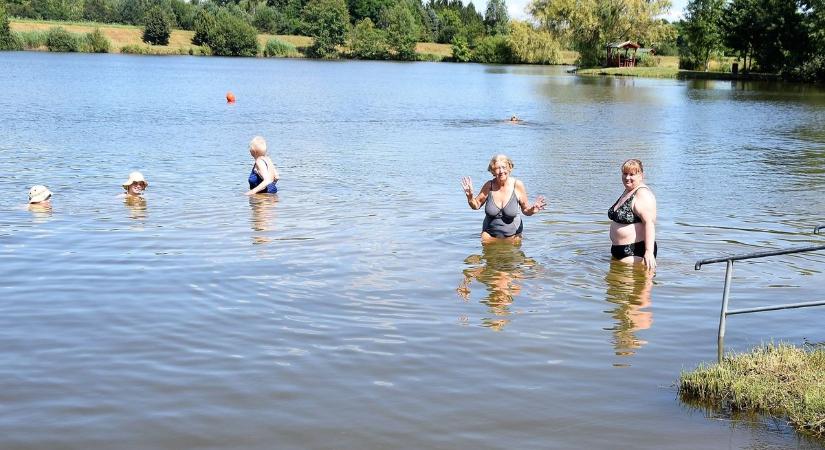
[609, 187, 657, 259]
[482, 182, 523, 238]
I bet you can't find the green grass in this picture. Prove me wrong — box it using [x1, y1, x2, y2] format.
[575, 66, 680, 78]
[679, 342, 825, 438]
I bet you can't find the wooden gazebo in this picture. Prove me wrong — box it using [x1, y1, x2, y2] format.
[605, 41, 641, 67]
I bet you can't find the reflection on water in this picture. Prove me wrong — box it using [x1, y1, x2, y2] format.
[249, 194, 278, 245]
[123, 195, 147, 221]
[457, 242, 541, 331]
[604, 261, 654, 363]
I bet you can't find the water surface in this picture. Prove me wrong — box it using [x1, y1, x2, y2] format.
[1, 53, 825, 449]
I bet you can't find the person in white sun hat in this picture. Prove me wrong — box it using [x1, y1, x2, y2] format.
[28, 185, 52, 204]
[121, 171, 148, 197]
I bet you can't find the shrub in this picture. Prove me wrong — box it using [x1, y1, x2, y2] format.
[472, 34, 511, 63]
[143, 5, 171, 46]
[417, 52, 443, 62]
[120, 44, 151, 54]
[206, 11, 259, 57]
[451, 35, 470, 62]
[84, 28, 110, 53]
[0, 3, 22, 51]
[263, 38, 298, 57]
[17, 30, 48, 49]
[192, 8, 216, 46]
[302, 0, 350, 58]
[635, 52, 659, 67]
[46, 27, 82, 52]
[349, 18, 388, 59]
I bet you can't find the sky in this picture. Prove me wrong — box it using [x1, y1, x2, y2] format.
[497, 0, 688, 22]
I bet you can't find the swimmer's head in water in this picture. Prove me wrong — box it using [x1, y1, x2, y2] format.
[487, 154, 514, 174]
[122, 171, 148, 193]
[28, 185, 52, 204]
[249, 136, 267, 157]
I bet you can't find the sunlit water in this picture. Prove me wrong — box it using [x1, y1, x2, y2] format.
[2, 52, 825, 449]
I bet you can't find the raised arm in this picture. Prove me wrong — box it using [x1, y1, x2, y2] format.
[462, 177, 490, 210]
[515, 179, 546, 216]
[634, 187, 657, 271]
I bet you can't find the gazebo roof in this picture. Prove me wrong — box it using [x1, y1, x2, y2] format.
[606, 41, 641, 49]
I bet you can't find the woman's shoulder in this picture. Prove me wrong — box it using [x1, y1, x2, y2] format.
[635, 185, 656, 202]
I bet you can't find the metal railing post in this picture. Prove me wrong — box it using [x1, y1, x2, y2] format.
[717, 259, 733, 362]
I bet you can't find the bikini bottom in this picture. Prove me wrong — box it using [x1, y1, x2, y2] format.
[611, 241, 657, 260]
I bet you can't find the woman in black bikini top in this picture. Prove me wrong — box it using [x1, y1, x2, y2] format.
[608, 159, 657, 271]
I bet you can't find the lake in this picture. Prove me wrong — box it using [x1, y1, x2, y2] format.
[1, 52, 825, 449]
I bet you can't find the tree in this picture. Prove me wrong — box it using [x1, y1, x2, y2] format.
[0, 3, 22, 51]
[142, 5, 171, 45]
[484, 0, 508, 36]
[507, 20, 560, 64]
[721, 0, 758, 71]
[380, 2, 419, 60]
[83, 0, 112, 23]
[192, 8, 216, 45]
[681, 0, 725, 70]
[349, 17, 389, 59]
[436, 8, 461, 43]
[720, 0, 807, 73]
[302, 0, 350, 58]
[530, 0, 673, 67]
[348, 0, 393, 22]
[206, 10, 260, 56]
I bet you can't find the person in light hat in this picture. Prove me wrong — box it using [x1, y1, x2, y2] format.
[28, 185, 53, 204]
[121, 171, 148, 197]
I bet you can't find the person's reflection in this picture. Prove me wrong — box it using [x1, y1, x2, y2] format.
[123, 195, 147, 221]
[249, 194, 278, 244]
[604, 261, 654, 360]
[457, 242, 539, 331]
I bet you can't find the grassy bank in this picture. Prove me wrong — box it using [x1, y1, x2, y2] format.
[679, 343, 825, 438]
[10, 19, 312, 55]
[10, 18, 453, 59]
[576, 66, 680, 78]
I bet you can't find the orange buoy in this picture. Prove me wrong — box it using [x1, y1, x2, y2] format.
[226, 91, 236, 103]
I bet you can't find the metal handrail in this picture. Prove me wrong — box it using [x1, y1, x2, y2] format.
[695, 232, 825, 362]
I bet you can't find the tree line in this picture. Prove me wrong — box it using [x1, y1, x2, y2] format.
[678, 0, 825, 81]
[0, 0, 562, 63]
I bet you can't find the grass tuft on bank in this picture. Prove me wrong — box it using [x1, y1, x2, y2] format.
[679, 342, 825, 438]
[576, 66, 680, 78]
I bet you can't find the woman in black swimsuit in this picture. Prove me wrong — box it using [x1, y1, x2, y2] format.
[461, 154, 546, 244]
[608, 159, 657, 271]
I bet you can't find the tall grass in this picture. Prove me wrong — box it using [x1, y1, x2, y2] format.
[263, 38, 298, 57]
[16, 30, 48, 49]
[680, 342, 825, 438]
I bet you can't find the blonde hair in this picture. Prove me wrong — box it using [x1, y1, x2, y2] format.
[621, 159, 644, 174]
[487, 154, 514, 174]
[249, 136, 268, 157]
